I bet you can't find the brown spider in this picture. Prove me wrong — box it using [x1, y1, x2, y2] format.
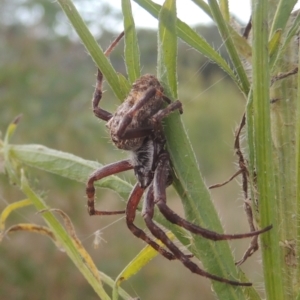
[86, 31, 272, 286]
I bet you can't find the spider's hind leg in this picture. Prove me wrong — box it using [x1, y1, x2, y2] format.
[125, 183, 177, 260]
[153, 151, 272, 241]
[143, 183, 251, 286]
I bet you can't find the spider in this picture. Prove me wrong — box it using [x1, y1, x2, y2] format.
[86, 31, 272, 286]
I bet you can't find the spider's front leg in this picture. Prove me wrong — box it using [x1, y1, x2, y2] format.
[116, 89, 183, 140]
[92, 69, 113, 121]
[153, 152, 272, 241]
[142, 180, 251, 286]
[86, 159, 133, 215]
[92, 31, 125, 122]
[125, 183, 177, 260]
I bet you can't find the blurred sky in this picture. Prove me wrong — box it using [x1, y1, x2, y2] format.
[102, 0, 300, 28]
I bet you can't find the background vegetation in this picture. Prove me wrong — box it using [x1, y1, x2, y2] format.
[0, 0, 268, 299]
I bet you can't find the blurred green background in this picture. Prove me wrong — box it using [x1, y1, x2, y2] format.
[0, 1, 263, 299]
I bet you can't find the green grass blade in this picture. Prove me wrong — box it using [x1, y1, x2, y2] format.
[56, 0, 125, 100]
[207, 0, 250, 94]
[251, 1, 284, 299]
[158, 0, 177, 98]
[270, 0, 297, 37]
[0, 199, 32, 232]
[271, 10, 300, 69]
[157, 1, 251, 298]
[295, 19, 300, 293]
[19, 171, 111, 300]
[133, 0, 242, 91]
[190, 0, 212, 18]
[219, 0, 229, 21]
[122, 0, 141, 83]
[113, 232, 175, 300]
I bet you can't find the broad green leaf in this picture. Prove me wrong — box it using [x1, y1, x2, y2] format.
[9, 144, 132, 201]
[122, 0, 141, 83]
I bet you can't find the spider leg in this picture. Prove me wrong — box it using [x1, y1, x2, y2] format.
[86, 159, 133, 215]
[117, 90, 182, 140]
[152, 98, 183, 121]
[153, 152, 272, 241]
[116, 87, 157, 138]
[92, 32, 125, 122]
[126, 183, 177, 260]
[143, 184, 251, 286]
[92, 69, 112, 121]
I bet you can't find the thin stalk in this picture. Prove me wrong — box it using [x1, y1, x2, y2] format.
[297, 33, 300, 291]
[251, 1, 284, 299]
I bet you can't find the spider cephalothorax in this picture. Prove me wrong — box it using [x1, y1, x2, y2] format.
[86, 31, 272, 286]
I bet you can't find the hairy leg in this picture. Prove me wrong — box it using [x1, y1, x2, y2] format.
[126, 183, 177, 260]
[92, 32, 125, 121]
[86, 159, 133, 215]
[153, 152, 272, 241]
[143, 184, 251, 286]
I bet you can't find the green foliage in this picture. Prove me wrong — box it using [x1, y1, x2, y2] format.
[2, 0, 299, 299]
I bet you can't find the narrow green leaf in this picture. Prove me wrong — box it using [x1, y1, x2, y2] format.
[20, 170, 111, 300]
[0, 223, 58, 246]
[113, 232, 175, 300]
[122, 0, 141, 83]
[296, 25, 300, 292]
[0, 199, 32, 232]
[3, 116, 23, 185]
[190, 0, 212, 19]
[219, 0, 229, 21]
[118, 73, 131, 97]
[271, 10, 300, 70]
[156, 1, 251, 298]
[270, 0, 297, 37]
[98, 271, 132, 300]
[269, 29, 282, 59]
[56, 0, 124, 100]
[227, 25, 252, 62]
[3, 115, 22, 145]
[158, 0, 177, 98]
[208, 0, 250, 94]
[133, 0, 242, 91]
